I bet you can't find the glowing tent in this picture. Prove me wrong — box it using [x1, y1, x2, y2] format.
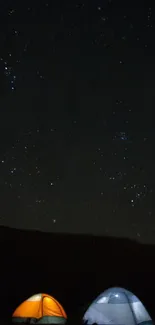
[12, 293, 67, 324]
[83, 287, 153, 325]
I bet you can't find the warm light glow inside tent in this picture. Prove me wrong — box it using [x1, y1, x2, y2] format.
[83, 287, 153, 325]
[12, 293, 67, 324]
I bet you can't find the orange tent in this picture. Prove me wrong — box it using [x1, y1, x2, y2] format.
[12, 293, 67, 324]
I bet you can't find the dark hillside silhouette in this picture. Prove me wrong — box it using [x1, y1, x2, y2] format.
[0, 226, 155, 323]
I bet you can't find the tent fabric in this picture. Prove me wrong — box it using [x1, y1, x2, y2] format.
[12, 293, 67, 324]
[83, 287, 153, 325]
[37, 316, 66, 324]
[12, 317, 66, 324]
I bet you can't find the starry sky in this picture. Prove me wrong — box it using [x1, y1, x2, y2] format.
[0, 0, 154, 243]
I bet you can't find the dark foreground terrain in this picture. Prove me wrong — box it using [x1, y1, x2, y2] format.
[0, 226, 155, 324]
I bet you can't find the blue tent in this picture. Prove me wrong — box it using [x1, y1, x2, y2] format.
[83, 287, 153, 325]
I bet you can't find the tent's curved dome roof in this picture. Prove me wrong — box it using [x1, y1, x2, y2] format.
[93, 287, 139, 304]
[83, 287, 153, 325]
[12, 293, 67, 324]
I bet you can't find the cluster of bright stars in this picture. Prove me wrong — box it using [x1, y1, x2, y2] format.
[0, 2, 153, 233]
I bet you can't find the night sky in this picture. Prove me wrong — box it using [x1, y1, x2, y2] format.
[0, 0, 154, 243]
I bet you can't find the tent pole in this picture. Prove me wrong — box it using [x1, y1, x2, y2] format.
[125, 293, 137, 325]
